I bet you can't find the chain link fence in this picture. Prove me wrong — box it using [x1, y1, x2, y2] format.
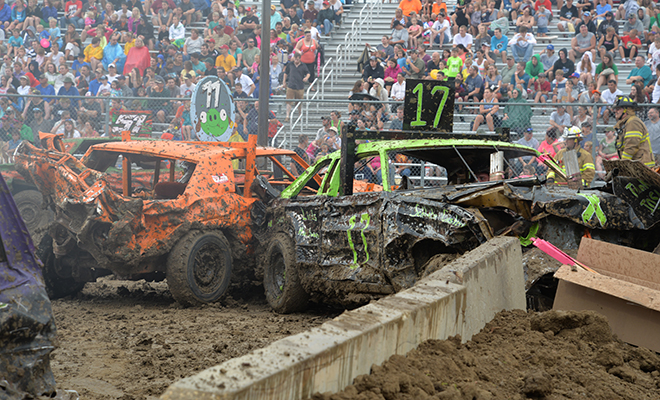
[1, 93, 658, 184]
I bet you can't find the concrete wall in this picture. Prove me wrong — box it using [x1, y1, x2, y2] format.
[161, 236, 524, 400]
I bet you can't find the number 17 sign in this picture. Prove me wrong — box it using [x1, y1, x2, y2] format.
[402, 79, 454, 132]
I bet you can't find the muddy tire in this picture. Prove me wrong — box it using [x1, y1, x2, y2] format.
[166, 231, 232, 306]
[263, 233, 308, 313]
[13, 190, 53, 238]
[38, 235, 86, 299]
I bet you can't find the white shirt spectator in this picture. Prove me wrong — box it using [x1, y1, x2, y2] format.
[65, 42, 81, 58]
[602, 87, 623, 104]
[433, 19, 451, 42]
[390, 81, 406, 100]
[54, 72, 76, 92]
[169, 22, 186, 41]
[509, 32, 536, 47]
[653, 76, 660, 104]
[235, 74, 255, 95]
[114, 9, 132, 19]
[453, 32, 473, 47]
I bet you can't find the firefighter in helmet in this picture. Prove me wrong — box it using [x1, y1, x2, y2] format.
[612, 96, 655, 167]
[547, 126, 595, 186]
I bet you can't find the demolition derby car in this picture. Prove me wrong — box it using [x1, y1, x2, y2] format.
[259, 80, 660, 313]
[14, 136, 311, 305]
[1, 135, 123, 241]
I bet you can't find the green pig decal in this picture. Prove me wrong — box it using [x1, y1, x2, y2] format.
[199, 108, 233, 136]
[191, 77, 236, 142]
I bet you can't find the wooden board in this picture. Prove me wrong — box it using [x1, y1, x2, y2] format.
[577, 238, 660, 290]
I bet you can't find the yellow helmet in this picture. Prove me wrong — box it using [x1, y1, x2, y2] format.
[562, 126, 583, 141]
[430, 69, 439, 80]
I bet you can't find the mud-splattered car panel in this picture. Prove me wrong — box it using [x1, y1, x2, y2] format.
[14, 138, 309, 279]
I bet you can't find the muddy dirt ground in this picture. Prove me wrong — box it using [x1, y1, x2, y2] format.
[44, 278, 339, 400]
[312, 310, 660, 400]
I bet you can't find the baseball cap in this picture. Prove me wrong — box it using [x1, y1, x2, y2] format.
[329, 127, 338, 133]
[570, 72, 580, 78]
[118, 75, 126, 80]
[583, 11, 590, 17]
[206, 38, 216, 43]
[154, 76, 165, 83]
[63, 76, 74, 84]
[33, 107, 43, 112]
[369, 55, 377, 61]
[246, 6, 252, 11]
[204, 57, 215, 64]
[19, 75, 28, 81]
[323, 0, 329, 5]
[628, 14, 636, 18]
[100, 75, 108, 80]
[546, 44, 554, 50]
[220, 44, 229, 50]
[109, 63, 116, 68]
[271, 5, 276, 10]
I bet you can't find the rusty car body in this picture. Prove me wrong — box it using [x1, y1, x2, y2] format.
[14, 136, 312, 305]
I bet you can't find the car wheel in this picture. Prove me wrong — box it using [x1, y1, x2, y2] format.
[13, 190, 53, 239]
[166, 231, 232, 306]
[38, 235, 86, 299]
[263, 233, 308, 313]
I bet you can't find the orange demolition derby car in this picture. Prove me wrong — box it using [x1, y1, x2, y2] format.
[14, 136, 313, 305]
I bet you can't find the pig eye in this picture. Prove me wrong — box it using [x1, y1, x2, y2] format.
[200, 111, 207, 123]
[220, 109, 227, 121]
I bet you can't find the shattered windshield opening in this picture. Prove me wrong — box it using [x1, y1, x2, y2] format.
[388, 146, 539, 187]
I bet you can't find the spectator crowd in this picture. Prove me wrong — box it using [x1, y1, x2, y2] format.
[350, 0, 660, 175]
[0, 0, 346, 160]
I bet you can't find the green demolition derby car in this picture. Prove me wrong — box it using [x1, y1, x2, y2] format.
[256, 79, 660, 313]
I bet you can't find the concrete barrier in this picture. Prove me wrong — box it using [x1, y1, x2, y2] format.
[161, 236, 525, 400]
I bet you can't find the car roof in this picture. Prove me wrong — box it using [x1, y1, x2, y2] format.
[352, 138, 540, 155]
[84, 140, 297, 162]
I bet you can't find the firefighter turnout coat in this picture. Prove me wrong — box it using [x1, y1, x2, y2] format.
[614, 114, 655, 167]
[547, 147, 596, 186]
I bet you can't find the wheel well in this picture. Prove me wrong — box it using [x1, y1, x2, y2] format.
[411, 239, 452, 276]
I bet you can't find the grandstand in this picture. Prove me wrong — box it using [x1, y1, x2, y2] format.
[2, 0, 651, 149]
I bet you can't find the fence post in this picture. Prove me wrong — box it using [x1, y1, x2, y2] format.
[591, 102, 599, 172]
[104, 97, 110, 137]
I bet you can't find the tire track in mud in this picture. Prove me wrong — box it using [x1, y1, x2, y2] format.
[45, 278, 339, 400]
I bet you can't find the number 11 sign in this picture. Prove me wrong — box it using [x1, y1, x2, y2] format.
[402, 79, 454, 133]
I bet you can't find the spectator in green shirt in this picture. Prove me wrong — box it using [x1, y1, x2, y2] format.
[445, 47, 463, 79]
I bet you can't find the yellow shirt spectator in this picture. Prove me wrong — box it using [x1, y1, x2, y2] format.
[124, 39, 135, 56]
[84, 42, 104, 62]
[215, 54, 236, 72]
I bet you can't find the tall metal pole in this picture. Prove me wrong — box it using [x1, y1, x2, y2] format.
[258, 0, 271, 148]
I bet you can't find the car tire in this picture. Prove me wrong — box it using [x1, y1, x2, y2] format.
[166, 231, 233, 307]
[263, 233, 308, 313]
[38, 235, 86, 299]
[13, 190, 53, 239]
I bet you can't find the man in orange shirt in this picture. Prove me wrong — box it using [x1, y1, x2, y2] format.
[432, 0, 447, 16]
[400, 0, 422, 17]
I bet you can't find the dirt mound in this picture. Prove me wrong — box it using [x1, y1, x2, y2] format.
[312, 310, 660, 400]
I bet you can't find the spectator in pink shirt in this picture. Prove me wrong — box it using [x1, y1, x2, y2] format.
[383, 58, 402, 93]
